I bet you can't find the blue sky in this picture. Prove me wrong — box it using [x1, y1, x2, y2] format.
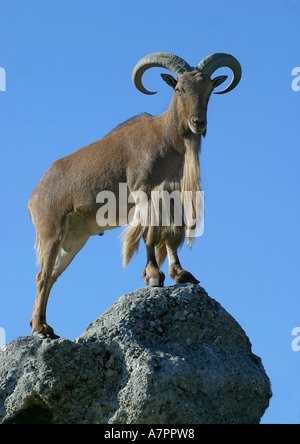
[0, 0, 299, 424]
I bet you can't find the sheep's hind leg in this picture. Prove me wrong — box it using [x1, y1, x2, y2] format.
[31, 230, 89, 339]
[30, 235, 62, 339]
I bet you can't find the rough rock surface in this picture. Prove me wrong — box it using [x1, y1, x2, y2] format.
[0, 284, 271, 424]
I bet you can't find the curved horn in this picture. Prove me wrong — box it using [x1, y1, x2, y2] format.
[197, 53, 242, 94]
[132, 52, 193, 95]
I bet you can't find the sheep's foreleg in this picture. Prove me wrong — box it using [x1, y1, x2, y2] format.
[166, 243, 199, 284]
[143, 245, 165, 287]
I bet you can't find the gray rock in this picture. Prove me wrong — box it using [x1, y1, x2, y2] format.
[0, 284, 272, 424]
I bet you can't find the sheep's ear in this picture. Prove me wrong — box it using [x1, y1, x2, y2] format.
[161, 73, 177, 90]
[212, 75, 228, 90]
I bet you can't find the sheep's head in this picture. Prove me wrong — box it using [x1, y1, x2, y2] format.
[132, 52, 242, 136]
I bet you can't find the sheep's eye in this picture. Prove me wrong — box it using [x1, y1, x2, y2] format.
[175, 87, 181, 94]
